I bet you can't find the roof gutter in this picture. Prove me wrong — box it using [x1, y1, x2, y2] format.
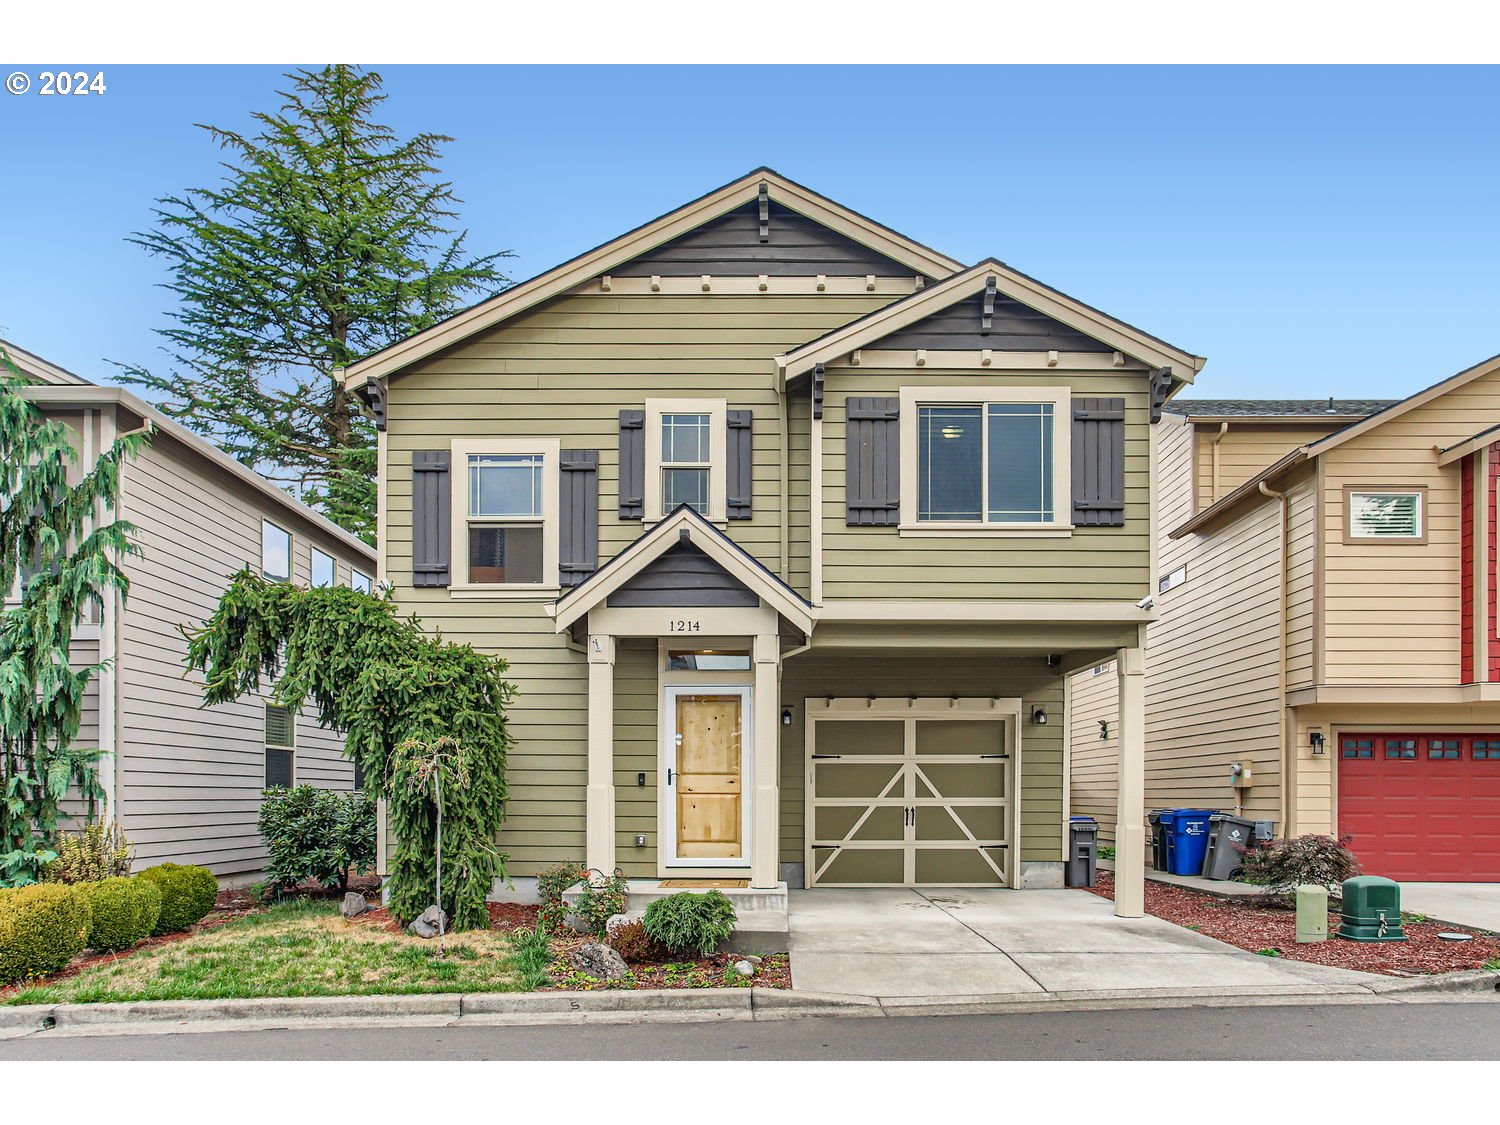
[1169, 447, 1308, 539]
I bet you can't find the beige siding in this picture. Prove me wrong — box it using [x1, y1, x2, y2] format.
[1067, 661, 1119, 844]
[1316, 377, 1500, 686]
[1191, 421, 1342, 511]
[780, 651, 1067, 865]
[1285, 474, 1318, 689]
[117, 422, 365, 876]
[820, 368, 1152, 601]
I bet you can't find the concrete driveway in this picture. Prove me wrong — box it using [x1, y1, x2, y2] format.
[1398, 884, 1500, 934]
[788, 887, 1379, 1001]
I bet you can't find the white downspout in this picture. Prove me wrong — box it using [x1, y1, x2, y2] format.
[1211, 422, 1230, 503]
[1259, 480, 1289, 834]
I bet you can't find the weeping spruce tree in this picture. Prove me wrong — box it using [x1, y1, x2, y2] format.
[0, 350, 149, 885]
[182, 573, 514, 930]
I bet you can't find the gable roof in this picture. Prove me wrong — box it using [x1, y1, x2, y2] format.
[1, 338, 90, 386]
[551, 504, 814, 634]
[777, 259, 1205, 381]
[1166, 398, 1397, 420]
[1170, 351, 1500, 539]
[342, 168, 964, 393]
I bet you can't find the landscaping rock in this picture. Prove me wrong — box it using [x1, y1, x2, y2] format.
[742, 954, 763, 966]
[408, 905, 448, 939]
[734, 959, 756, 977]
[569, 942, 629, 980]
[340, 892, 370, 918]
[605, 913, 630, 937]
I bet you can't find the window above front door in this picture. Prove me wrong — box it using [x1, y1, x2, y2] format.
[644, 399, 727, 521]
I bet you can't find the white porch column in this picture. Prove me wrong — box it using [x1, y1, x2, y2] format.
[586, 634, 617, 875]
[1114, 645, 1147, 918]
[751, 632, 781, 889]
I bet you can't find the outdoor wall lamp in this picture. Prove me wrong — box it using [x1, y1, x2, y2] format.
[1098, 719, 1109, 741]
[1310, 731, 1326, 756]
[1031, 706, 1048, 725]
[781, 707, 793, 726]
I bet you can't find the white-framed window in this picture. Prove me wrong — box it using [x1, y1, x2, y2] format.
[261, 520, 292, 582]
[1347, 488, 1424, 541]
[264, 702, 295, 788]
[310, 547, 335, 588]
[350, 569, 372, 594]
[899, 386, 1071, 533]
[1158, 565, 1187, 594]
[645, 398, 727, 521]
[450, 438, 561, 590]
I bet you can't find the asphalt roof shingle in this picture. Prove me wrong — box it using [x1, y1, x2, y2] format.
[1164, 398, 1398, 418]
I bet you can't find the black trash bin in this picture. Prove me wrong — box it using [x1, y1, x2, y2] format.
[1149, 811, 1170, 872]
[1202, 813, 1257, 880]
[1066, 816, 1098, 888]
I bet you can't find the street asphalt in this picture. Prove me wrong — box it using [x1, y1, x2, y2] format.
[2, 1000, 1496, 1060]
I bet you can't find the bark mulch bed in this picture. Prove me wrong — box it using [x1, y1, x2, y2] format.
[1086, 870, 1500, 976]
[543, 929, 791, 991]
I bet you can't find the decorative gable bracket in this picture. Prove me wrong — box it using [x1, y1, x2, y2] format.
[358, 379, 387, 432]
[1149, 366, 1173, 424]
[980, 274, 997, 335]
[813, 363, 825, 420]
[758, 182, 770, 243]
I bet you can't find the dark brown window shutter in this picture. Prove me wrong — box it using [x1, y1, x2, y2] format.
[846, 397, 901, 526]
[1071, 397, 1126, 527]
[559, 449, 600, 586]
[618, 410, 645, 519]
[411, 450, 452, 586]
[727, 409, 753, 520]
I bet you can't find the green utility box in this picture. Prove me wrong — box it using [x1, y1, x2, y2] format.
[1337, 875, 1407, 942]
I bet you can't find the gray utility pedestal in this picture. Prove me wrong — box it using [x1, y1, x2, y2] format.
[1066, 817, 1099, 888]
[1202, 814, 1258, 880]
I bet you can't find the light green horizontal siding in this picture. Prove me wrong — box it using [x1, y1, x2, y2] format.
[820, 370, 1152, 601]
[779, 651, 1067, 865]
[613, 640, 659, 878]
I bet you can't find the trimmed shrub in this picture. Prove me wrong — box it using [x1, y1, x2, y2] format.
[258, 785, 376, 897]
[641, 890, 738, 957]
[535, 860, 585, 933]
[139, 863, 218, 934]
[573, 869, 628, 937]
[43, 822, 134, 884]
[0, 883, 91, 985]
[1239, 833, 1361, 898]
[608, 919, 667, 964]
[84, 876, 162, 952]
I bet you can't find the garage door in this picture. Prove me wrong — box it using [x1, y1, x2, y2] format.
[1338, 733, 1500, 882]
[806, 712, 1012, 887]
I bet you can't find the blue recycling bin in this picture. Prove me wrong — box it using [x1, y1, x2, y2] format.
[1159, 808, 1216, 876]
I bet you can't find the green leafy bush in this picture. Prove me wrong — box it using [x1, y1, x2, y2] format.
[84, 876, 162, 952]
[43, 822, 134, 884]
[641, 890, 738, 957]
[572, 869, 628, 937]
[0, 883, 91, 984]
[608, 918, 666, 964]
[535, 860, 585, 933]
[1239, 834, 1361, 898]
[258, 785, 376, 897]
[139, 863, 218, 934]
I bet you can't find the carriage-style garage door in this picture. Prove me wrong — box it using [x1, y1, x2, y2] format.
[1338, 733, 1500, 882]
[806, 702, 1015, 887]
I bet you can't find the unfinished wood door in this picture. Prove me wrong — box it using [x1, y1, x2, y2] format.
[674, 693, 744, 860]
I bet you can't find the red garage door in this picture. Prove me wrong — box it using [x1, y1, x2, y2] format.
[1338, 734, 1500, 882]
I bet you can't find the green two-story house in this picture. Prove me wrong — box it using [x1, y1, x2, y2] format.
[342, 170, 1202, 921]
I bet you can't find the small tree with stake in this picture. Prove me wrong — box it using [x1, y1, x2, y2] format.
[0, 349, 150, 885]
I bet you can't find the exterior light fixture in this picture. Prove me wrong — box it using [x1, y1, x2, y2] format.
[1310, 731, 1326, 756]
[781, 707, 793, 726]
[1098, 719, 1109, 741]
[1031, 706, 1048, 725]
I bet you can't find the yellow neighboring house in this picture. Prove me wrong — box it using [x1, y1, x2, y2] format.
[342, 168, 1208, 923]
[1071, 358, 1500, 883]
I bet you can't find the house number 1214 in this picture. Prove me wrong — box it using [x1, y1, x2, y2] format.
[669, 620, 701, 632]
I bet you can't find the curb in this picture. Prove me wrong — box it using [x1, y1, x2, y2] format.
[1, 970, 1495, 1036]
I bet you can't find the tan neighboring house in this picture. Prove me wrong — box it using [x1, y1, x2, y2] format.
[4, 340, 376, 880]
[343, 168, 1207, 920]
[1071, 361, 1500, 883]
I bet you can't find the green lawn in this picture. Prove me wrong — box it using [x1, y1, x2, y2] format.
[6, 899, 527, 1005]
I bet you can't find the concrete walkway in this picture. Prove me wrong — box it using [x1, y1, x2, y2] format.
[788, 887, 1380, 1000]
[1399, 884, 1500, 934]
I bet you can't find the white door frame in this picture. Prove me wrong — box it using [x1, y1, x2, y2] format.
[661, 683, 754, 869]
[804, 696, 1022, 888]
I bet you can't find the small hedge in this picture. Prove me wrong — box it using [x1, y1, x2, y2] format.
[139, 863, 218, 934]
[641, 890, 738, 957]
[84, 876, 163, 952]
[258, 785, 376, 897]
[0, 883, 91, 985]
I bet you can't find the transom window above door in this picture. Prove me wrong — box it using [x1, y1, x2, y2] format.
[900, 386, 1071, 533]
[645, 399, 727, 521]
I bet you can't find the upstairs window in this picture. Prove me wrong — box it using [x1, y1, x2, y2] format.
[660, 413, 712, 513]
[1347, 489, 1424, 541]
[350, 569, 372, 595]
[310, 548, 335, 588]
[262, 520, 291, 582]
[903, 387, 1070, 530]
[644, 400, 726, 520]
[450, 439, 559, 589]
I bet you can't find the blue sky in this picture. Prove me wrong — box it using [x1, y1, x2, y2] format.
[1, 64, 1496, 400]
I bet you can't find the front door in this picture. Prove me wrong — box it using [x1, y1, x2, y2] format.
[666, 686, 751, 866]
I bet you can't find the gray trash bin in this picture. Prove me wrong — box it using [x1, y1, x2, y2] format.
[1066, 816, 1098, 888]
[1202, 813, 1257, 880]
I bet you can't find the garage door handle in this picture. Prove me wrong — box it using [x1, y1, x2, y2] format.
[982, 844, 1009, 849]
[811, 754, 843, 760]
[980, 754, 1009, 760]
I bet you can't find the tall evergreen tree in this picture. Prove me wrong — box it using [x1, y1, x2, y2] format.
[119, 65, 509, 542]
[0, 349, 149, 885]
